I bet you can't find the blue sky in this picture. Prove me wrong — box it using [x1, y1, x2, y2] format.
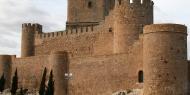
[0, 0, 189, 58]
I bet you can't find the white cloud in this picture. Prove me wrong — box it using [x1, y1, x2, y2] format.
[154, 0, 190, 59]
[0, 0, 67, 56]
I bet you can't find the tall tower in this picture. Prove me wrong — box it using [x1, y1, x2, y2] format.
[143, 24, 188, 95]
[21, 23, 42, 57]
[114, 0, 154, 53]
[67, 0, 115, 28]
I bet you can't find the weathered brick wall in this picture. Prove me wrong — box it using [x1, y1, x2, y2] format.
[143, 24, 188, 95]
[11, 52, 69, 94]
[68, 38, 143, 95]
[12, 55, 51, 90]
[34, 26, 114, 57]
[8, 36, 143, 95]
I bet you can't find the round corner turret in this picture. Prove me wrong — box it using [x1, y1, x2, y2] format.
[21, 23, 43, 57]
[143, 23, 188, 95]
[114, 0, 154, 54]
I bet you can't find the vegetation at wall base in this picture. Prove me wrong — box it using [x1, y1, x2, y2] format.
[39, 67, 47, 95]
[0, 73, 6, 92]
[11, 69, 18, 95]
[45, 70, 54, 95]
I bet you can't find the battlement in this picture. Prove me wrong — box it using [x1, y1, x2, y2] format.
[22, 23, 42, 34]
[115, 0, 153, 7]
[36, 25, 98, 39]
[144, 24, 187, 34]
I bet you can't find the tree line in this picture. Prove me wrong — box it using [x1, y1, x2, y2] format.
[0, 67, 54, 95]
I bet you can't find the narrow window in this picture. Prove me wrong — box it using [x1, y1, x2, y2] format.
[138, 70, 143, 83]
[88, 1, 92, 8]
[109, 28, 113, 32]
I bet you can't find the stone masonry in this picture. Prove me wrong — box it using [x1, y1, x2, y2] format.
[0, 0, 189, 95]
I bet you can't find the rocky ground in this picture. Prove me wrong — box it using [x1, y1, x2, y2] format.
[112, 89, 142, 95]
[0, 89, 142, 95]
[0, 89, 38, 95]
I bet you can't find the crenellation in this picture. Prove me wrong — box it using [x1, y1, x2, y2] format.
[58, 32, 63, 36]
[50, 32, 54, 37]
[22, 23, 43, 34]
[80, 27, 84, 33]
[35, 25, 99, 39]
[22, 23, 32, 32]
[42, 33, 45, 39]
[67, 29, 71, 35]
[85, 26, 88, 32]
[115, 0, 153, 8]
[72, 28, 77, 34]
[87, 26, 91, 32]
[54, 32, 57, 37]
[78, 27, 82, 33]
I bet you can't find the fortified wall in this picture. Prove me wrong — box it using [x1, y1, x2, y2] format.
[0, 0, 189, 95]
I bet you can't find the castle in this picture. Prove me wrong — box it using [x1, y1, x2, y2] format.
[0, 0, 189, 95]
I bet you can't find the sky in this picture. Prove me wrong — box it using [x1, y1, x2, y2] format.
[0, 0, 189, 58]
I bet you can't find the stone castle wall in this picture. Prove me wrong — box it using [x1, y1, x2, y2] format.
[68, 37, 144, 95]
[12, 55, 51, 90]
[33, 25, 114, 57]
[143, 24, 188, 95]
[0, 30, 143, 94]
[4, 36, 143, 94]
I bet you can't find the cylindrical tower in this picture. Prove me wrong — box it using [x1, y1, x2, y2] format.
[143, 24, 188, 95]
[114, 0, 154, 53]
[21, 23, 42, 57]
[0, 55, 13, 88]
[50, 51, 69, 95]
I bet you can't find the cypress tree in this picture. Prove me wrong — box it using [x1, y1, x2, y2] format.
[39, 67, 47, 95]
[11, 69, 18, 95]
[45, 70, 54, 95]
[19, 87, 24, 95]
[0, 73, 5, 92]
